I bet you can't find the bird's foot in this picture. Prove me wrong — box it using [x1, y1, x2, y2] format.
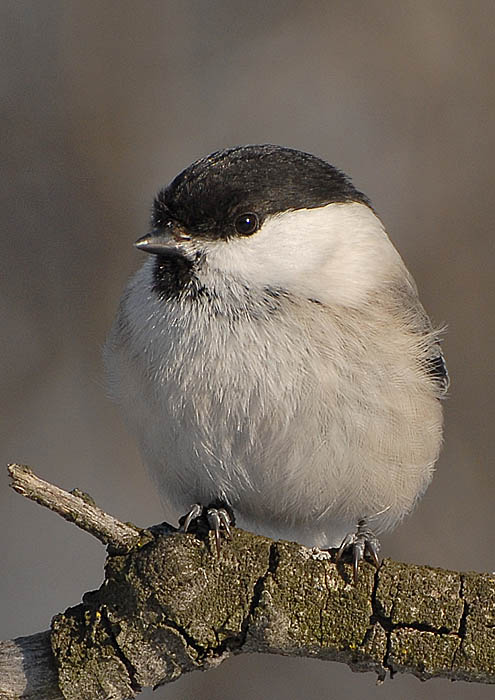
[180, 502, 233, 556]
[335, 519, 381, 583]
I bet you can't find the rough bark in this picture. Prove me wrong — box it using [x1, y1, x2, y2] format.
[2, 465, 495, 699]
[7, 464, 149, 552]
[0, 632, 61, 700]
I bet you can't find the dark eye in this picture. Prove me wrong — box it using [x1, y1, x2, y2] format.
[234, 212, 259, 236]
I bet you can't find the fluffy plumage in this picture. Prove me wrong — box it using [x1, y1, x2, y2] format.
[105, 145, 447, 549]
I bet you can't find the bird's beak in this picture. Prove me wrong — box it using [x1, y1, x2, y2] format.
[135, 223, 191, 255]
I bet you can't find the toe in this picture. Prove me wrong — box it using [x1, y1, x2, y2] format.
[206, 508, 221, 555]
[352, 539, 365, 584]
[217, 508, 232, 539]
[182, 503, 203, 532]
[335, 522, 381, 582]
[365, 538, 381, 569]
[335, 532, 356, 564]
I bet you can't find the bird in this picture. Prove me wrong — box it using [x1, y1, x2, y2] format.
[104, 144, 448, 580]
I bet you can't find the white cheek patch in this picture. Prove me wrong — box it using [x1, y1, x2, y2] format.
[203, 202, 405, 307]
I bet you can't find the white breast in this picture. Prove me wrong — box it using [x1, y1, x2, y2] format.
[105, 203, 443, 547]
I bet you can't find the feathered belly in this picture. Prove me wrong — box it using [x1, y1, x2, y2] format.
[107, 285, 443, 546]
[135, 343, 442, 543]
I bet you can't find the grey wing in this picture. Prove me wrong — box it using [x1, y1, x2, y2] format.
[396, 272, 449, 398]
[423, 341, 449, 397]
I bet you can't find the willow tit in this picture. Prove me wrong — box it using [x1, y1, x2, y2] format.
[105, 145, 448, 577]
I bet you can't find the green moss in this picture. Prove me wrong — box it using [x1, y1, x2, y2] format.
[453, 572, 495, 682]
[50, 529, 495, 696]
[375, 560, 464, 632]
[389, 628, 460, 679]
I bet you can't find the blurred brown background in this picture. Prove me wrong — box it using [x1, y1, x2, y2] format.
[2, 1, 495, 698]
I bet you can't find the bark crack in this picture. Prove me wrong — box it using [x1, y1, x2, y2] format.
[161, 616, 208, 661]
[236, 541, 279, 651]
[99, 606, 142, 695]
[369, 564, 467, 679]
[452, 573, 469, 670]
[6, 464, 495, 696]
[369, 564, 395, 677]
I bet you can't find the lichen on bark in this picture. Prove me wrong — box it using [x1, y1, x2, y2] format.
[47, 528, 495, 700]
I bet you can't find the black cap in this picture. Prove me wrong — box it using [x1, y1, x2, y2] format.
[151, 144, 370, 241]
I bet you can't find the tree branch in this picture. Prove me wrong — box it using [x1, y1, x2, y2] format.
[2, 466, 495, 700]
[0, 632, 61, 700]
[7, 464, 151, 552]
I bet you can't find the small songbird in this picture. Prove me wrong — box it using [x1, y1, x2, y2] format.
[105, 144, 448, 578]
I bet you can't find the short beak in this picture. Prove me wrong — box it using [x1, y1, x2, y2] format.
[135, 224, 191, 255]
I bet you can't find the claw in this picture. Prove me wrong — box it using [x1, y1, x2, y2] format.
[335, 519, 381, 583]
[353, 539, 365, 584]
[335, 532, 353, 564]
[207, 508, 223, 556]
[182, 503, 203, 533]
[217, 508, 232, 539]
[180, 503, 233, 556]
[366, 538, 381, 569]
